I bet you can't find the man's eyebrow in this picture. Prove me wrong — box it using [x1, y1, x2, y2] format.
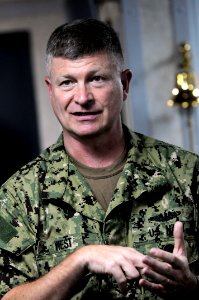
[59, 69, 105, 78]
[57, 74, 75, 79]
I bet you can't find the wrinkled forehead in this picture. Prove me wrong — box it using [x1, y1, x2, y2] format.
[46, 51, 124, 76]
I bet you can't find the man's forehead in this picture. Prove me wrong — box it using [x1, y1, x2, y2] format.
[50, 53, 118, 71]
[52, 52, 116, 62]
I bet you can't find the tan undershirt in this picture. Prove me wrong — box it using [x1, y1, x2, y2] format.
[71, 147, 128, 211]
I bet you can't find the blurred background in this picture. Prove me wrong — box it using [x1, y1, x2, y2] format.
[0, 0, 199, 184]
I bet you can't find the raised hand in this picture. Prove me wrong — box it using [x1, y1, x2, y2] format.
[139, 221, 197, 295]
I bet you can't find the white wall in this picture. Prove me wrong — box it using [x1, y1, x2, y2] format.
[121, 0, 185, 148]
[139, 0, 183, 146]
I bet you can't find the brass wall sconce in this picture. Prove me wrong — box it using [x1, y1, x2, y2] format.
[167, 42, 199, 151]
[167, 42, 199, 109]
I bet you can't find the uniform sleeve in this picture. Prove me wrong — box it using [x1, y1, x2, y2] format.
[192, 157, 199, 200]
[0, 183, 38, 297]
[189, 157, 199, 277]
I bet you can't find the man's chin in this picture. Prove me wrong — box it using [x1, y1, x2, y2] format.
[67, 127, 108, 139]
[74, 131, 102, 139]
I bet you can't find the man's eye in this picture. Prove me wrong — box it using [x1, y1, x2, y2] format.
[91, 76, 104, 82]
[61, 79, 72, 86]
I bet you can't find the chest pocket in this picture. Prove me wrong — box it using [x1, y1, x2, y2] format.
[128, 191, 199, 265]
[36, 201, 102, 275]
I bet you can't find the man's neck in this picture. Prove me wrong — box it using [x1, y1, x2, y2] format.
[63, 128, 125, 168]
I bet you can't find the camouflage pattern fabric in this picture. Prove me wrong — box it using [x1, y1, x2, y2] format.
[0, 126, 199, 299]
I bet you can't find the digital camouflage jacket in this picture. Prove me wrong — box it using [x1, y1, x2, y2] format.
[0, 127, 199, 299]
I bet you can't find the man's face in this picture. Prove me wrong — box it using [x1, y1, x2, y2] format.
[45, 53, 131, 140]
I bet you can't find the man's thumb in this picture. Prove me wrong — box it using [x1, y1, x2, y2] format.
[173, 221, 186, 256]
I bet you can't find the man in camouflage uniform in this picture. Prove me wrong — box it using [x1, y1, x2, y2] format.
[0, 18, 199, 299]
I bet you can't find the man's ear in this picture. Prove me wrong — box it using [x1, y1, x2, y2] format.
[44, 76, 52, 97]
[121, 69, 132, 101]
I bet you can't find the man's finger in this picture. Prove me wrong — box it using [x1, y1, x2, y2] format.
[173, 221, 186, 256]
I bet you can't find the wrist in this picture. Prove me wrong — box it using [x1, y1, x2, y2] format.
[73, 246, 90, 273]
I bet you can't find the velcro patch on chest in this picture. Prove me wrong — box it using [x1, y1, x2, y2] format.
[0, 215, 18, 243]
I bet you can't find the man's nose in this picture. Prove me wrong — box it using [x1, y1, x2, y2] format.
[74, 84, 93, 105]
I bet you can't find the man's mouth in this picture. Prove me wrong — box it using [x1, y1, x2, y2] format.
[72, 111, 100, 116]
